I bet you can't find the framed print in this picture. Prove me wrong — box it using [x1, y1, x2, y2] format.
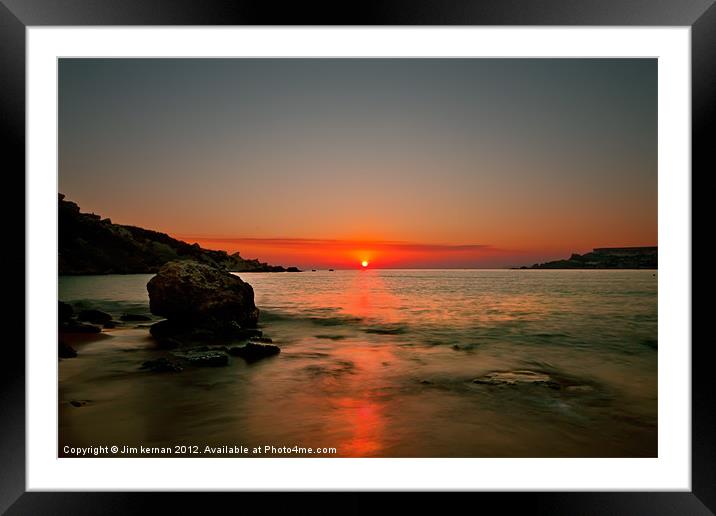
[2, 0, 712, 513]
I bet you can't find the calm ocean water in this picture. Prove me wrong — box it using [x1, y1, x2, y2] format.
[58, 269, 657, 457]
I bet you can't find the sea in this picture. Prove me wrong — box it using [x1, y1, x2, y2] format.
[58, 269, 657, 457]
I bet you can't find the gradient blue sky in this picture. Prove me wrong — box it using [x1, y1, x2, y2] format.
[59, 58, 657, 268]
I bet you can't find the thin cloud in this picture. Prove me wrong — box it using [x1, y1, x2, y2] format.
[174, 236, 500, 253]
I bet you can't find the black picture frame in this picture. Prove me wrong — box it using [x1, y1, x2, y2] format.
[2, 1, 710, 514]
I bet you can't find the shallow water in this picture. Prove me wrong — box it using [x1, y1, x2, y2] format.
[58, 269, 657, 457]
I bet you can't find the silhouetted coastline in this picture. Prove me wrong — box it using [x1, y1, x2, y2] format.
[59, 194, 299, 275]
[522, 247, 657, 269]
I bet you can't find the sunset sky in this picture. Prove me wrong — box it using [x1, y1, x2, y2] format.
[59, 58, 656, 269]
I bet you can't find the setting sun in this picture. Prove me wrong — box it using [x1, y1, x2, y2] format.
[361, 260, 369, 268]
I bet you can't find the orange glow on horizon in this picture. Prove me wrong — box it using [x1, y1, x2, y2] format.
[174, 236, 517, 269]
[174, 235, 657, 270]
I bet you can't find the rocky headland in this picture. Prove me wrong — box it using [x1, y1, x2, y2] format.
[59, 193, 298, 275]
[525, 246, 657, 269]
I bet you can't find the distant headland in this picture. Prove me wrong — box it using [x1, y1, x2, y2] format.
[58, 194, 300, 275]
[523, 247, 657, 269]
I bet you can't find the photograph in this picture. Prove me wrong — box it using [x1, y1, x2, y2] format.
[57, 57, 658, 459]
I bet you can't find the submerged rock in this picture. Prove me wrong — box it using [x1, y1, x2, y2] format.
[59, 341, 77, 358]
[565, 385, 595, 393]
[228, 342, 281, 362]
[363, 326, 406, 335]
[315, 334, 347, 341]
[642, 339, 658, 350]
[155, 337, 182, 350]
[174, 350, 230, 367]
[120, 314, 152, 322]
[147, 260, 259, 329]
[473, 370, 560, 389]
[149, 319, 189, 340]
[149, 318, 262, 346]
[58, 302, 109, 334]
[141, 357, 183, 373]
[59, 301, 74, 322]
[77, 309, 113, 325]
[60, 321, 101, 334]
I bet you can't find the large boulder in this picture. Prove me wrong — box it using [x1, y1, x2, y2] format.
[147, 260, 259, 330]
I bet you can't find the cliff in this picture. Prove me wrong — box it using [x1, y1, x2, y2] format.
[527, 247, 657, 269]
[58, 194, 294, 275]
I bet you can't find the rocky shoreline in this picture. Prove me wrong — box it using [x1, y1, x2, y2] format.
[59, 260, 281, 370]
